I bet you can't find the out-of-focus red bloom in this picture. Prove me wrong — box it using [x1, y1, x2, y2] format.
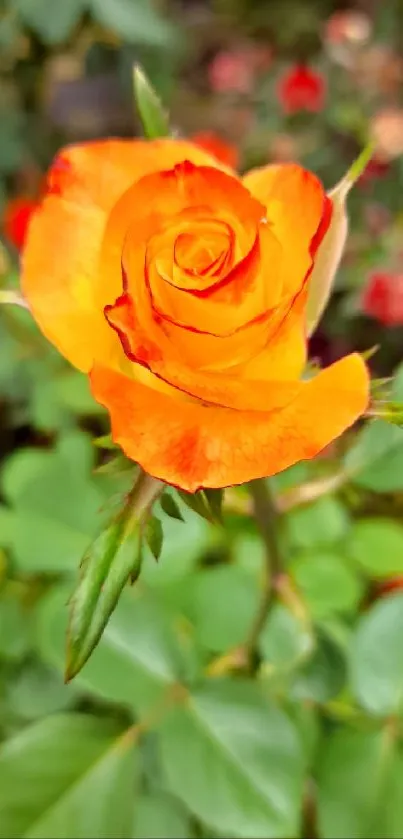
[277, 65, 326, 114]
[208, 49, 254, 94]
[362, 271, 403, 326]
[191, 131, 239, 169]
[3, 197, 39, 251]
[359, 157, 390, 185]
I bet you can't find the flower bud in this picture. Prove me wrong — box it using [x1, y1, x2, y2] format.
[306, 143, 374, 335]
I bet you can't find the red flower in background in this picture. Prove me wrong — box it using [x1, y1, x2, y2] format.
[359, 157, 390, 185]
[3, 197, 39, 251]
[362, 271, 403, 326]
[191, 131, 239, 169]
[277, 65, 326, 114]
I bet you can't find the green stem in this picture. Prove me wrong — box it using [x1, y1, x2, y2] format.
[244, 478, 283, 664]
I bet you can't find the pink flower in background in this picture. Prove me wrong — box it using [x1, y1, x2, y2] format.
[277, 65, 326, 114]
[370, 107, 403, 161]
[324, 10, 372, 46]
[323, 10, 372, 68]
[209, 49, 254, 94]
[362, 272, 403, 326]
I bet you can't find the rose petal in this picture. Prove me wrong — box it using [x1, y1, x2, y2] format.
[21, 139, 221, 372]
[243, 162, 331, 300]
[91, 352, 369, 492]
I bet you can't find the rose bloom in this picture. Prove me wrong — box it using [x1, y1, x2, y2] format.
[21, 139, 369, 491]
[3, 197, 39, 251]
[362, 271, 403, 326]
[277, 65, 326, 115]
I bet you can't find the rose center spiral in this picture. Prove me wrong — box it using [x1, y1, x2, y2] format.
[173, 218, 233, 279]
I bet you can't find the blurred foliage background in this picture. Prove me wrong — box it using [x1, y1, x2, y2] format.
[2, 1, 403, 837]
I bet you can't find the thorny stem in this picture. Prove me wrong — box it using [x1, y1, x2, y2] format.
[243, 478, 283, 666]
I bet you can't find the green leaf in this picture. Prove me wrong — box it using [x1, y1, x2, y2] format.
[286, 702, 320, 767]
[344, 419, 403, 492]
[2, 442, 105, 574]
[259, 605, 313, 672]
[66, 472, 163, 679]
[159, 679, 305, 838]
[0, 714, 136, 838]
[291, 627, 348, 703]
[38, 585, 185, 715]
[30, 370, 103, 431]
[0, 504, 16, 549]
[290, 552, 363, 618]
[270, 462, 311, 493]
[160, 493, 184, 522]
[1, 448, 51, 504]
[140, 505, 210, 593]
[178, 490, 222, 525]
[392, 362, 403, 401]
[233, 533, 265, 577]
[350, 593, 403, 715]
[133, 65, 170, 139]
[55, 370, 101, 416]
[94, 433, 117, 451]
[146, 516, 163, 561]
[203, 489, 224, 522]
[317, 727, 403, 838]
[347, 518, 403, 578]
[89, 0, 176, 47]
[6, 660, 74, 721]
[187, 565, 260, 654]
[15, 0, 83, 44]
[285, 497, 350, 551]
[132, 792, 192, 839]
[0, 595, 32, 662]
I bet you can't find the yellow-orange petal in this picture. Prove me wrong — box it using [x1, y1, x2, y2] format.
[106, 292, 301, 410]
[91, 353, 369, 492]
[21, 138, 222, 373]
[243, 162, 331, 300]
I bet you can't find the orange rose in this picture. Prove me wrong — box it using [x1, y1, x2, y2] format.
[21, 139, 369, 491]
